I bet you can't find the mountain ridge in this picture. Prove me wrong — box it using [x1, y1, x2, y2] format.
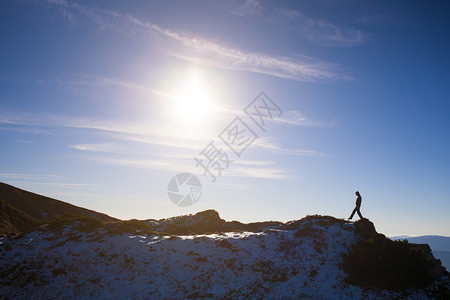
[0, 210, 448, 298]
[0, 183, 448, 298]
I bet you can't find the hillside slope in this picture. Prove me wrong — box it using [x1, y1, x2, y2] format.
[0, 212, 448, 299]
[0, 182, 117, 222]
[0, 197, 41, 234]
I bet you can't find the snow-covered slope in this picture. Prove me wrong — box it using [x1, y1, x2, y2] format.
[0, 213, 448, 299]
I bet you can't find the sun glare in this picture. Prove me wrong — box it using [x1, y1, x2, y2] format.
[171, 70, 215, 126]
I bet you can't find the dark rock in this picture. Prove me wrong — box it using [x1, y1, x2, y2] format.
[189, 210, 225, 233]
[194, 209, 221, 220]
[354, 218, 378, 239]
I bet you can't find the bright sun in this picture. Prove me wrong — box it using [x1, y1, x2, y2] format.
[171, 70, 214, 125]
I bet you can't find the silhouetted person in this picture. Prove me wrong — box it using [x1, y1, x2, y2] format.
[349, 191, 363, 220]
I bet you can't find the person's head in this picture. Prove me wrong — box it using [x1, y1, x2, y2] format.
[355, 191, 360, 196]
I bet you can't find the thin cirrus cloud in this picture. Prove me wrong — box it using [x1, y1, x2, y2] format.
[0, 111, 299, 180]
[0, 75, 168, 98]
[203, 182, 254, 190]
[0, 173, 101, 190]
[0, 110, 324, 157]
[219, 106, 333, 128]
[272, 110, 335, 128]
[0, 110, 213, 153]
[226, 0, 365, 47]
[304, 19, 365, 47]
[227, 166, 292, 180]
[4, 181, 100, 187]
[0, 113, 302, 180]
[42, 0, 350, 82]
[4, 75, 328, 128]
[254, 138, 326, 157]
[143, 22, 349, 82]
[69, 143, 124, 153]
[68, 139, 303, 180]
[227, 0, 263, 17]
[86, 155, 292, 180]
[66, 76, 168, 97]
[67, 136, 295, 180]
[0, 173, 62, 180]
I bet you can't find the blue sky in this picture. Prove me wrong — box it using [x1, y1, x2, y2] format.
[1, 0, 449, 236]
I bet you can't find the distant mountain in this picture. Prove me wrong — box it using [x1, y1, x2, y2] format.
[0, 197, 41, 234]
[0, 182, 117, 224]
[390, 235, 411, 240]
[391, 235, 450, 252]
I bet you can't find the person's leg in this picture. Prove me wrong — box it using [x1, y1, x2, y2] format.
[349, 207, 357, 219]
[357, 207, 363, 219]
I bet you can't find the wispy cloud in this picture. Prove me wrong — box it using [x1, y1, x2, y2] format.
[304, 19, 365, 47]
[227, 0, 263, 17]
[0, 173, 101, 188]
[355, 13, 411, 27]
[226, 1, 298, 20]
[103, 132, 206, 152]
[0, 75, 168, 98]
[70, 76, 168, 97]
[71, 141, 299, 179]
[40, 0, 350, 82]
[233, 159, 275, 166]
[0, 114, 307, 181]
[0, 173, 62, 180]
[45, 191, 168, 206]
[70, 76, 167, 96]
[146, 22, 348, 82]
[203, 182, 254, 190]
[87, 155, 292, 180]
[5, 181, 100, 187]
[86, 156, 195, 173]
[273, 110, 335, 127]
[0, 109, 206, 139]
[0, 125, 56, 135]
[254, 138, 326, 156]
[273, 7, 300, 19]
[0, 109, 325, 158]
[69, 143, 124, 153]
[227, 166, 293, 180]
[226, 1, 365, 47]
[160, 154, 277, 167]
[210, 105, 334, 128]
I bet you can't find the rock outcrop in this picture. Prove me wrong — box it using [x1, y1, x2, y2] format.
[415, 243, 448, 278]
